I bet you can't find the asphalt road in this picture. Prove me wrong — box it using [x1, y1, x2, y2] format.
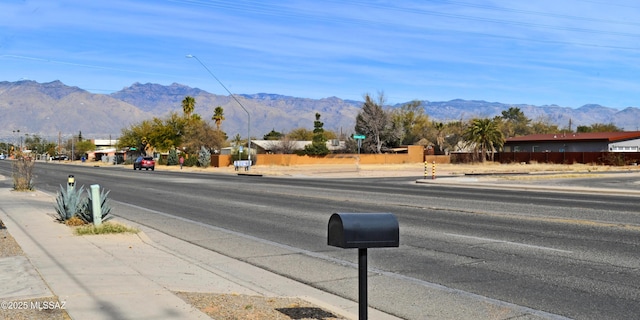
[2, 161, 639, 319]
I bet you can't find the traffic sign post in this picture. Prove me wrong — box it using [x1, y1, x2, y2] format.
[353, 134, 366, 154]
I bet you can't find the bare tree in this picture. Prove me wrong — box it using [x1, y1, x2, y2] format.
[268, 135, 298, 154]
[355, 92, 401, 153]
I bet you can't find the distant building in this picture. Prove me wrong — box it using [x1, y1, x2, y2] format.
[92, 139, 118, 149]
[504, 132, 640, 153]
[87, 138, 123, 163]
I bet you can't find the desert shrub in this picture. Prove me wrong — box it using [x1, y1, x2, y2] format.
[65, 216, 86, 226]
[198, 146, 211, 167]
[602, 153, 627, 166]
[74, 222, 139, 235]
[12, 158, 35, 191]
[303, 142, 330, 156]
[167, 149, 178, 165]
[184, 154, 198, 167]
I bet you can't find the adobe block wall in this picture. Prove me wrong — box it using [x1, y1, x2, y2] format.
[211, 145, 443, 167]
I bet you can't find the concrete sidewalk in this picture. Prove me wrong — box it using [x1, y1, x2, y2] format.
[0, 187, 400, 320]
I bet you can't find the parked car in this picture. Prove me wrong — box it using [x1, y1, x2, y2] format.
[133, 156, 155, 171]
[0, 154, 5, 160]
[52, 155, 68, 161]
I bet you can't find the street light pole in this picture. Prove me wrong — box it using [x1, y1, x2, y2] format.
[186, 54, 252, 167]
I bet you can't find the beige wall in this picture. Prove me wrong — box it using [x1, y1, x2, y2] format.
[425, 155, 451, 164]
[212, 145, 441, 167]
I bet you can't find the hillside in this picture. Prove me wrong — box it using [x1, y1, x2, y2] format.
[0, 80, 152, 140]
[1, 80, 638, 141]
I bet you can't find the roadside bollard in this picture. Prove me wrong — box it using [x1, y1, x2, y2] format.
[432, 161, 436, 180]
[424, 161, 428, 179]
[90, 184, 102, 226]
[67, 175, 75, 192]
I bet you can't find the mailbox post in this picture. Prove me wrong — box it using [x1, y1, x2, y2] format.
[328, 213, 399, 320]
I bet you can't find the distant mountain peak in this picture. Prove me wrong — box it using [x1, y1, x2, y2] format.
[2, 80, 640, 140]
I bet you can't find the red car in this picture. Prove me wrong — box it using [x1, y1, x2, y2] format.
[133, 156, 155, 171]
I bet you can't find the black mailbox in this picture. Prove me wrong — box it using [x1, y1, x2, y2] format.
[327, 212, 400, 320]
[328, 213, 399, 249]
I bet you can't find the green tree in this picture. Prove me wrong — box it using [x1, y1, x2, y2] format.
[182, 119, 227, 154]
[443, 120, 466, 153]
[500, 107, 531, 138]
[182, 96, 196, 117]
[0, 142, 9, 155]
[391, 100, 430, 145]
[577, 122, 622, 133]
[167, 149, 178, 165]
[151, 112, 189, 152]
[287, 128, 314, 140]
[118, 119, 155, 154]
[231, 133, 243, 146]
[212, 106, 225, 130]
[23, 134, 56, 156]
[62, 133, 92, 160]
[463, 118, 505, 162]
[263, 129, 283, 140]
[303, 113, 330, 155]
[530, 117, 560, 134]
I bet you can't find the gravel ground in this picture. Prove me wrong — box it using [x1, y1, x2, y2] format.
[175, 292, 346, 320]
[1, 219, 346, 320]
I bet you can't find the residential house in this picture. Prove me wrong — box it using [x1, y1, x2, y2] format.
[504, 131, 640, 153]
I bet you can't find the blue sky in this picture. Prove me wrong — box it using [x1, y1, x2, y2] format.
[1, 0, 639, 108]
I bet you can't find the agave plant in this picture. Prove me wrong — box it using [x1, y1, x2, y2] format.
[78, 187, 113, 224]
[54, 185, 85, 221]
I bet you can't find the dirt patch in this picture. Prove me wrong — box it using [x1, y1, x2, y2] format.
[0, 228, 24, 258]
[175, 292, 347, 320]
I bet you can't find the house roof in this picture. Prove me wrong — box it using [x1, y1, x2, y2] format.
[506, 131, 640, 143]
[251, 139, 346, 151]
[252, 140, 311, 150]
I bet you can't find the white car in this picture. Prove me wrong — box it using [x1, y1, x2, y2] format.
[0, 154, 5, 160]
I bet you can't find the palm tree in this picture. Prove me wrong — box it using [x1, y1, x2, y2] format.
[463, 118, 504, 162]
[212, 106, 225, 130]
[181, 96, 196, 117]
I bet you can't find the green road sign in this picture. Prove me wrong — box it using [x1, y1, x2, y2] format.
[353, 134, 366, 139]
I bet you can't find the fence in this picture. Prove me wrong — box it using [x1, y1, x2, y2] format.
[210, 145, 426, 167]
[452, 152, 640, 165]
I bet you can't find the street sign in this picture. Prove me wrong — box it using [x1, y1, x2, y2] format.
[353, 134, 366, 139]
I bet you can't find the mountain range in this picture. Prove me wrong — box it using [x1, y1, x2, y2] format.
[1, 80, 639, 142]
